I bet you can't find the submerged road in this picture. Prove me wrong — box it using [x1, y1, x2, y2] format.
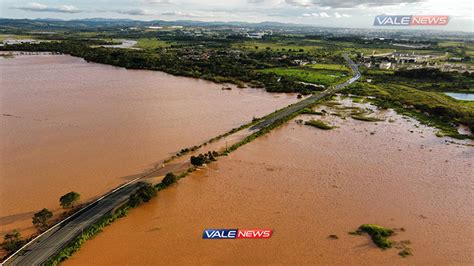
[250, 53, 360, 130]
[2, 54, 360, 265]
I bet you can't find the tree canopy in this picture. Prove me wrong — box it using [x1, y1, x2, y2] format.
[59, 191, 81, 209]
[32, 208, 53, 231]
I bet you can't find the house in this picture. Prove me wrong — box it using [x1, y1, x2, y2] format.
[379, 62, 392, 69]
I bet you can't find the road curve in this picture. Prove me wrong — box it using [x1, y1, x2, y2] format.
[2, 54, 360, 266]
[250, 53, 360, 131]
[4, 184, 141, 265]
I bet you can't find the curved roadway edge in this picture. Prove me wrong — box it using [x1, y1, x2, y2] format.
[2, 53, 360, 266]
[250, 53, 360, 131]
[3, 184, 142, 265]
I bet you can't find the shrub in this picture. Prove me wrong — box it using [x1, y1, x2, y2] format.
[190, 155, 205, 166]
[162, 173, 177, 187]
[128, 183, 156, 207]
[2, 230, 22, 253]
[304, 120, 334, 130]
[190, 151, 218, 166]
[399, 248, 413, 257]
[351, 114, 384, 122]
[356, 224, 394, 249]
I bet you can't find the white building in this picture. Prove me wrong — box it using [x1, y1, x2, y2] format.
[379, 62, 392, 69]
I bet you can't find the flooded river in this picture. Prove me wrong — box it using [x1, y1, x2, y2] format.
[66, 99, 473, 265]
[0, 55, 298, 238]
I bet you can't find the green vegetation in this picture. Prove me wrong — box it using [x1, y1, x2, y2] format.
[135, 38, 171, 49]
[59, 192, 81, 209]
[190, 151, 218, 166]
[2, 26, 469, 263]
[308, 63, 349, 71]
[164, 117, 263, 164]
[351, 114, 384, 122]
[347, 82, 473, 139]
[160, 173, 177, 188]
[32, 208, 53, 232]
[2, 230, 23, 253]
[128, 183, 157, 208]
[0, 41, 318, 94]
[399, 248, 413, 257]
[0, 34, 35, 42]
[225, 97, 327, 155]
[301, 108, 324, 115]
[46, 204, 130, 265]
[259, 67, 348, 87]
[304, 119, 334, 130]
[364, 68, 474, 93]
[234, 40, 321, 52]
[351, 224, 394, 250]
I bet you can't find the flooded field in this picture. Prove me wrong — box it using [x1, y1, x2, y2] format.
[66, 98, 473, 265]
[0, 55, 298, 238]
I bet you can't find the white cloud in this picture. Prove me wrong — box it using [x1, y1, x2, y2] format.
[117, 8, 153, 16]
[285, 0, 428, 9]
[15, 2, 82, 13]
[5, 0, 473, 32]
[319, 12, 330, 18]
[333, 12, 350, 18]
[140, 0, 172, 4]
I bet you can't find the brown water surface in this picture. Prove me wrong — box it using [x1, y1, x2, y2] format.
[66, 99, 473, 265]
[0, 55, 298, 238]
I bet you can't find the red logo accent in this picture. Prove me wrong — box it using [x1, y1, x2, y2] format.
[237, 229, 273, 239]
[411, 16, 449, 26]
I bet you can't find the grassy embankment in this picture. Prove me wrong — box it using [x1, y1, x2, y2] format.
[348, 71, 474, 139]
[134, 38, 172, 49]
[258, 64, 350, 87]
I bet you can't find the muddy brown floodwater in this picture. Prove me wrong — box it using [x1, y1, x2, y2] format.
[66, 98, 473, 265]
[0, 55, 299, 241]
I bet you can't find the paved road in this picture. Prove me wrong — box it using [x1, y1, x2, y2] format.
[3, 54, 360, 265]
[250, 54, 360, 131]
[5, 183, 141, 265]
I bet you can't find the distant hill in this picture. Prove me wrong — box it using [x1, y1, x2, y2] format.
[0, 18, 471, 38]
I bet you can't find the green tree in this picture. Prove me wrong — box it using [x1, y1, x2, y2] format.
[190, 155, 205, 166]
[32, 208, 53, 231]
[162, 173, 177, 187]
[59, 191, 81, 209]
[129, 183, 156, 207]
[3, 230, 22, 253]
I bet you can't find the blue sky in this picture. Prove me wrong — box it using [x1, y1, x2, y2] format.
[1, 0, 473, 31]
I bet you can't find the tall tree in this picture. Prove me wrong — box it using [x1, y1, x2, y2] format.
[3, 230, 22, 252]
[32, 208, 53, 231]
[59, 191, 81, 209]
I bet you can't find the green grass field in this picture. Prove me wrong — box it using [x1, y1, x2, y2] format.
[234, 41, 322, 52]
[308, 63, 350, 71]
[135, 38, 172, 49]
[342, 47, 395, 55]
[259, 66, 349, 86]
[437, 41, 466, 47]
[0, 34, 35, 42]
